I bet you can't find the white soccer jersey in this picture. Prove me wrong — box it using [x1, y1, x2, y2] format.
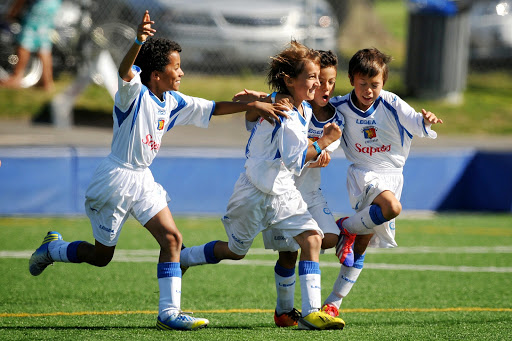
[111, 65, 215, 168]
[294, 106, 344, 194]
[331, 90, 437, 169]
[244, 101, 313, 195]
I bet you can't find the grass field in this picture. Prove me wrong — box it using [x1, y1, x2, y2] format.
[1, 214, 511, 340]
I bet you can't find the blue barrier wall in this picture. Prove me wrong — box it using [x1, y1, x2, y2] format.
[1, 147, 511, 215]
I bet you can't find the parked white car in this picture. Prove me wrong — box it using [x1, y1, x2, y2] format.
[469, 0, 512, 60]
[117, 0, 338, 70]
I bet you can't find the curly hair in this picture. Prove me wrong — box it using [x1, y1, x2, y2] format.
[348, 47, 392, 84]
[134, 37, 182, 85]
[266, 41, 320, 95]
[318, 50, 338, 69]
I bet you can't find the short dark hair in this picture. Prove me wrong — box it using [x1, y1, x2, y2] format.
[348, 48, 392, 84]
[318, 50, 338, 69]
[134, 37, 182, 85]
[266, 40, 320, 95]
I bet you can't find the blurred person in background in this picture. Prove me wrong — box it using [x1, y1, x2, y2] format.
[0, 0, 62, 91]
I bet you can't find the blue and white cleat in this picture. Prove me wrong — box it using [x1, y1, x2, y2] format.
[156, 312, 209, 331]
[28, 231, 62, 276]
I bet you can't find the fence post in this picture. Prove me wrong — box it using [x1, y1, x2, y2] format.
[405, 0, 473, 104]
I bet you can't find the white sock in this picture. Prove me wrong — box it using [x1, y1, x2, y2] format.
[274, 262, 296, 315]
[157, 263, 181, 320]
[298, 261, 321, 316]
[343, 205, 388, 235]
[324, 253, 365, 309]
[180, 241, 219, 267]
[180, 245, 206, 267]
[48, 240, 71, 262]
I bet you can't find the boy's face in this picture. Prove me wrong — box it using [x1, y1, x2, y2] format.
[312, 66, 337, 107]
[350, 71, 384, 111]
[287, 60, 320, 104]
[158, 51, 184, 92]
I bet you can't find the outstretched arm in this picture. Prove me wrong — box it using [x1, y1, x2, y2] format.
[118, 10, 156, 82]
[213, 101, 288, 124]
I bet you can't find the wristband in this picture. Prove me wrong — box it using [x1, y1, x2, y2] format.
[135, 37, 144, 45]
[312, 141, 322, 154]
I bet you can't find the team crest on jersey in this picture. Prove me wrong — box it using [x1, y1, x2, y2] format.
[157, 119, 165, 130]
[362, 126, 377, 139]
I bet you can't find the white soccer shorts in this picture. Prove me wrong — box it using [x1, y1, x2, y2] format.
[346, 164, 403, 248]
[222, 173, 323, 255]
[84, 157, 170, 247]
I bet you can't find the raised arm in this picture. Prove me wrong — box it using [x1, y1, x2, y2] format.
[118, 10, 156, 82]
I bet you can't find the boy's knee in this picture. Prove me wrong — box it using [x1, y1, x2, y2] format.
[388, 200, 402, 219]
[381, 199, 402, 220]
[160, 229, 183, 251]
[321, 233, 338, 250]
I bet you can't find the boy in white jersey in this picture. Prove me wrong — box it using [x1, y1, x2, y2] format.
[179, 41, 345, 330]
[27, 11, 284, 331]
[322, 48, 444, 317]
[235, 50, 345, 327]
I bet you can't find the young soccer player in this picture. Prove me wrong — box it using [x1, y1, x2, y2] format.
[235, 50, 345, 327]
[28, 10, 284, 331]
[179, 41, 345, 330]
[322, 47, 443, 317]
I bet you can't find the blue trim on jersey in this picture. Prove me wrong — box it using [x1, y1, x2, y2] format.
[330, 97, 348, 107]
[166, 91, 188, 132]
[245, 122, 258, 158]
[157, 262, 182, 278]
[298, 260, 321, 276]
[114, 98, 136, 127]
[382, 99, 413, 146]
[270, 116, 283, 143]
[275, 262, 295, 277]
[149, 90, 166, 108]
[422, 119, 428, 135]
[274, 149, 281, 160]
[209, 101, 216, 120]
[130, 86, 147, 133]
[66, 241, 84, 263]
[353, 253, 365, 269]
[369, 204, 388, 225]
[310, 110, 336, 128]
[348, 91, 382, 118]
[297, 102, 308, 126]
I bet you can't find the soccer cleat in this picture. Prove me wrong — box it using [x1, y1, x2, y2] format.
[274, 308, 301, 327]
[335, 217, 356, 267]
[321, 303, 339, 317]
[156, 312, 209, 331]
[28, 231, 62, 276]
[298, 310, 345, 330]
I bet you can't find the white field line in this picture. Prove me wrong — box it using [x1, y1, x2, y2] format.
[3, 247, 512, 273]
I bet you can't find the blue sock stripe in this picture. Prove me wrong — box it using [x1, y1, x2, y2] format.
[66, 241, 84, 263]
[369, 205, 388, 225]
[157, 262, 181, 278]
[298, 260, 320, 276]
[353, 253, 365, 269]
[204, 240, 220, 264]
[274, 262, 295, 277]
